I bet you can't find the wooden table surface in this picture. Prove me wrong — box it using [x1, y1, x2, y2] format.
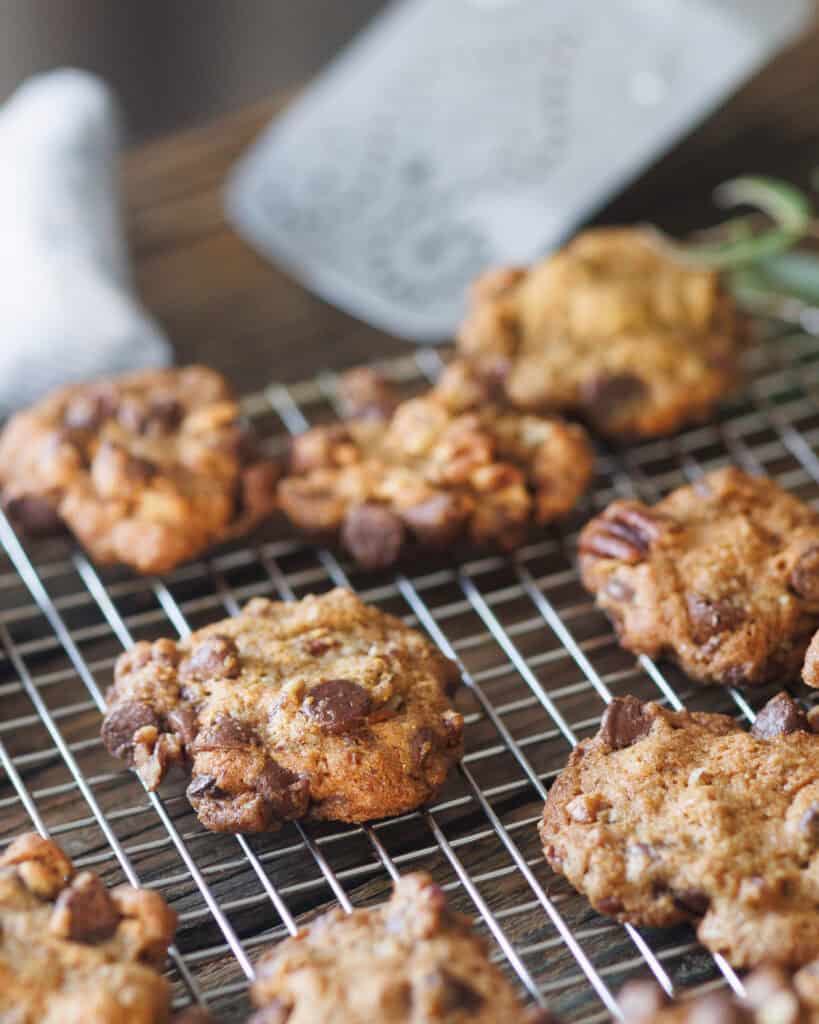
[124, 17, 819, 394]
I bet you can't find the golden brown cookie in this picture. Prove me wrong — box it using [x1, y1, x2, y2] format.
[804, 631, 819, 689]
[248, 872, 549, 1024]
[540, 693, 819, 968]
[277, 368, 593, 571]
[0, 365, 279, 574]
[579, 468, 819, 688]
[619, 962, 819, 1024]
[455, 227, 742, 438]
[0, 832, 188, 1023]
[101, 588, 464, 833]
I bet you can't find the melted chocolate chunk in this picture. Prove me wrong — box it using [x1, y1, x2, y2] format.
[599, 697, 653, 750]
[303, 679, 372, 734]
[751, 692, 809, 739]
[193, 715, 258, 751]
[101, 701, 160, 764]
[686, 594, 746, 644]
[184, 634, 241, 680]
[4, 494, 63, 534]
[341, 503, 405, 570]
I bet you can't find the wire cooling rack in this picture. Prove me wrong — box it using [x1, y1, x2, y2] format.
[2, 312, 819, 1022]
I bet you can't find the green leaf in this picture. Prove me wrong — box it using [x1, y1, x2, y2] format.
[676, 176, 813, 269]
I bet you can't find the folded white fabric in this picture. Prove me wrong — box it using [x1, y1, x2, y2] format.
[0, 69, 170, 414]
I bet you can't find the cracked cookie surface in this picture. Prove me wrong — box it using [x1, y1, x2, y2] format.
[618, 962, 819, 1024]
[248, 872, 548, 1024]
[101, 588, 464, 833]
[540, 693, 819, 968]
[0, 365, 278, 574]
[455, 227, 742, 438]
[579, 468, 819, 687]
[277, 367, 593, 571]
[0, 832, 187, 1023]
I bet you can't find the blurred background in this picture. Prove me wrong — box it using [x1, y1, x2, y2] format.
[0, 1, 385, 140]
[2, 0, 818, 388]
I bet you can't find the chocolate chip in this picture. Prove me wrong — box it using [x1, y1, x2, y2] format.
[184, 634, 241, 680]
[238, 461, 280, 518]
[581, 373, 647, 416]
[188, 774, 217, 797]
[149, 395, 184, 432]
[800, 802, 819, 844]
[256, 758, 311, 820]
[101, 701, 160, 764]
[3, 494, 63, 534]
[672, 888, 710, 917]
[165, 707, 199, 745]
[618, 980, 669, 1021]
[49, 871, 120, 943]
[790, 546, 819, 601]
[580, 503, 668, 564]
[303, 679, 372, 734]
[422, 969, 484, 1014]
[411, 727, 438, 770]
[340, 503, 405, 570]
[599, 697, 653, 750]
[751, 692, 809, 739]
[401, 493, 469, 547]
[686, 594, 745, 644]
[193, 715, 257, 751]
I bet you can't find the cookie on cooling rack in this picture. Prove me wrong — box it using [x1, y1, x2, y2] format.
[540, 693, 819, 968]
[0, 831, 192, 1023]
[454, 226, 743, 438]
[579, 467, 819, 688]
[101, 587, 464, 833]
[618, 962, 819, 1024]
[0, 365, 279, 574]
[277, 364, 593, 571]
[248, 871, 549, 1024]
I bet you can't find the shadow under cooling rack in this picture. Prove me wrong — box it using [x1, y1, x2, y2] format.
[2, 314, 819, 1020]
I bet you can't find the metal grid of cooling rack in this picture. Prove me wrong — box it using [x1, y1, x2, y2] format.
[3, 311, 819, 1021]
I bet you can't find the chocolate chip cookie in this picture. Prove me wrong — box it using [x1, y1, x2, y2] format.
[0, 831, 188, 1023]
[455, 227, 742, 438]
[619, 962, 819, 1024]
[277, 367, 593, 571]
[0, 365, 279, 574]
[101, 588, 464, 833]
[540, 693, 819, 967]
[579, 468, 819, 687]
[248, 871, 548, 1024]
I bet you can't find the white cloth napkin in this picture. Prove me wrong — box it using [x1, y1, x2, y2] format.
[0, 69, 170, 414]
